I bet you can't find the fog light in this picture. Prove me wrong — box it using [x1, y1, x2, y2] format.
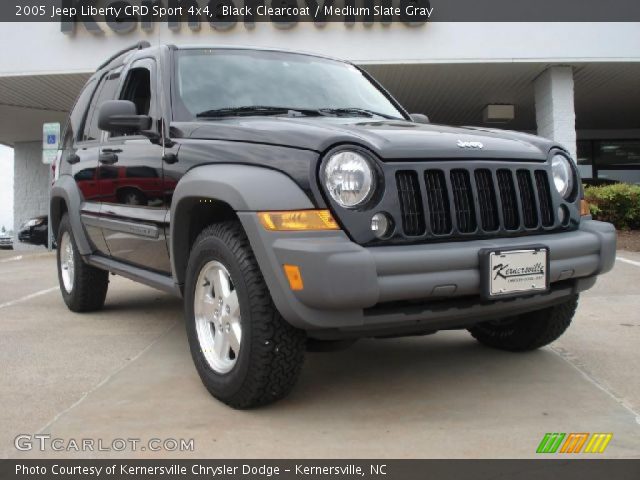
[557, 205, 570, 226]
[371, 212, 393, 239]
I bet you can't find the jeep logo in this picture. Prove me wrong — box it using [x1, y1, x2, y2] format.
[457, 140, 484, 149]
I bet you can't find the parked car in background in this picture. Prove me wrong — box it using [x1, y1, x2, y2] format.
[0, 232, 13, 250]
[18, 215, 50, 247]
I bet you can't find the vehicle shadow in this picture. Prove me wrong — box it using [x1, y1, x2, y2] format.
[261, 333, 556, 416]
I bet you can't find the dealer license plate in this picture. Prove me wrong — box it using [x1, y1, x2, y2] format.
[485, 248, 548, 298]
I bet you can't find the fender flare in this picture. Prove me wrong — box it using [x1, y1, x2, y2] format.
[50, 175, 93, 256]
[170, 164, 314, 286]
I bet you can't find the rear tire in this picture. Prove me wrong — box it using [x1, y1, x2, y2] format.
[185, 221, 306, 409]
[468, 296, 578, 351]
[56, 214, 109, 312]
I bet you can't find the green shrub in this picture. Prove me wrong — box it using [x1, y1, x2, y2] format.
[584, 183, 640, 230]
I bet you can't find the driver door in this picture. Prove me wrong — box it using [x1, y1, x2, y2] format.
[97, 58, 171, 273]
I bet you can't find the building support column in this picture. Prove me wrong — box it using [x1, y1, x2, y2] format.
[13, 141, 50, 250]
[534, 66, 577, 160]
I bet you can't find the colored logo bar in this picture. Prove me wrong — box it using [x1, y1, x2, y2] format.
[537, 433, 612, 454]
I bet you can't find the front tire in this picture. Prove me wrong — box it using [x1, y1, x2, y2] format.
[185, 221, 306, 409]
[56, 214, 109, 312]
[468, 296, 578, 351]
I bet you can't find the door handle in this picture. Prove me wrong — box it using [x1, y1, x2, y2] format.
[99, 152, 119, 165]
[101, 148, 122, 154]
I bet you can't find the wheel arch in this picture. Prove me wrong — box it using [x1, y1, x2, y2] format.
[170, 164, 314, 288]
[50, 176, 93, 255]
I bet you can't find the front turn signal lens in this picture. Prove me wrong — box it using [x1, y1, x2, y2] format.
[283, 264, 304, 291]
[580, 199, 591, 216]
[258, 210, 339, 231]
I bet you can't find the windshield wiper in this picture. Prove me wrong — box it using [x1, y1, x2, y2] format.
[196, 106, 325, 118]
[318, 108, 399, 120]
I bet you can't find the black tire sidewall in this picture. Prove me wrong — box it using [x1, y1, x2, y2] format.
[184, 233, 254, 401]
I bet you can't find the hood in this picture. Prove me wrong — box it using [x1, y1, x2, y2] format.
[175, 117, 556, 161]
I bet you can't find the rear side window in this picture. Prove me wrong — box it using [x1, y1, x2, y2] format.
[62, 78, 97, 149]
[73, 168, 96, 181]
[125, 166, 157, 178]
[99, 167, 119, 179]
[82, 71, 121, 142]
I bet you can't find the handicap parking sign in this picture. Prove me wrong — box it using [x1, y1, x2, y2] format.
[42, 123, 61, 164]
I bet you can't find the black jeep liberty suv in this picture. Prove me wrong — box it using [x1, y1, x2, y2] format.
[51, 42, 616, 408]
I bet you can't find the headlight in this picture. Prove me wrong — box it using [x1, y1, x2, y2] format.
[323, 150, 375, 208]
[551, 154, 574, 199]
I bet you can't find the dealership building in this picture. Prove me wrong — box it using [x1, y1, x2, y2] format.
[1, 21, 639, 243]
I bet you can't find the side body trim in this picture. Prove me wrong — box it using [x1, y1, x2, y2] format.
[81, 214, 160, 239]
[85, 254, 180, 297]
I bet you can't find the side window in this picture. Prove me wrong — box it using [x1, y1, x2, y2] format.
[62, 78, 97, 149]
[73, 168, 96, 182]
[125, 166, 158, 178]
[121, 67, 152, 115]
[82, 71, 121, 142]
[98, 166, 119, 179]
[114, 60, 157, 138]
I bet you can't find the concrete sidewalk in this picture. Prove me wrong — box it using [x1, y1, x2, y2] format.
[1, 250, 639, 458]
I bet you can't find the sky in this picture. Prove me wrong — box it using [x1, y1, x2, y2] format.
[0, 145, 14, 232]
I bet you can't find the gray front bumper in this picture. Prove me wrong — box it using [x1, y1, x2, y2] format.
[239, 215, 616, 336]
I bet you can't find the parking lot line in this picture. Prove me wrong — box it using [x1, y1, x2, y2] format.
[0, 255, 23, 263]
[617, 257, 640, 268]
[0, 286, 58, 309]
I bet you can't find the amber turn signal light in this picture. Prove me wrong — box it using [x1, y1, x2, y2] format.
[258, 210, 339, 231]
[580, 199, 591, 216]
[283, 264, 304, 291]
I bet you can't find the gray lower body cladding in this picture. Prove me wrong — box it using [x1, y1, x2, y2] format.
[239, 215, 616, 339]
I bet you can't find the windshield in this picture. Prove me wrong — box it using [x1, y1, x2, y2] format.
[173, 49, 406, 121]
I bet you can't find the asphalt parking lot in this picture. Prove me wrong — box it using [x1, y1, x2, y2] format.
[1, 249, 639, 459]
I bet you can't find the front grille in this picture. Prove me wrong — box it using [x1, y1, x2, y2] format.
[424, 170, 452, 235]
[516, 170, 538, 228]
[474, 169, 499, 231]
[396, 171, 425, 236]
[450, 169, 476, 233]
[497, 169, 519, 230]
[535, 170, 554, 227]
[395, 165, 556, 240]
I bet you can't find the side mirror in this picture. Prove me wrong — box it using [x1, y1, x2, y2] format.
[410, 113, 430, 124]
[98, 100, 152, 135]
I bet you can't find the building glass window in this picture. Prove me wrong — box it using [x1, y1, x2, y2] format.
[577, 140, 593, 179]
[595, 140, 640, 184]
[578, 139, 640, 184]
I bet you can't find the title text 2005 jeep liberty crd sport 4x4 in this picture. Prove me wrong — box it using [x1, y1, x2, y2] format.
[51, 43, 616, 408]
